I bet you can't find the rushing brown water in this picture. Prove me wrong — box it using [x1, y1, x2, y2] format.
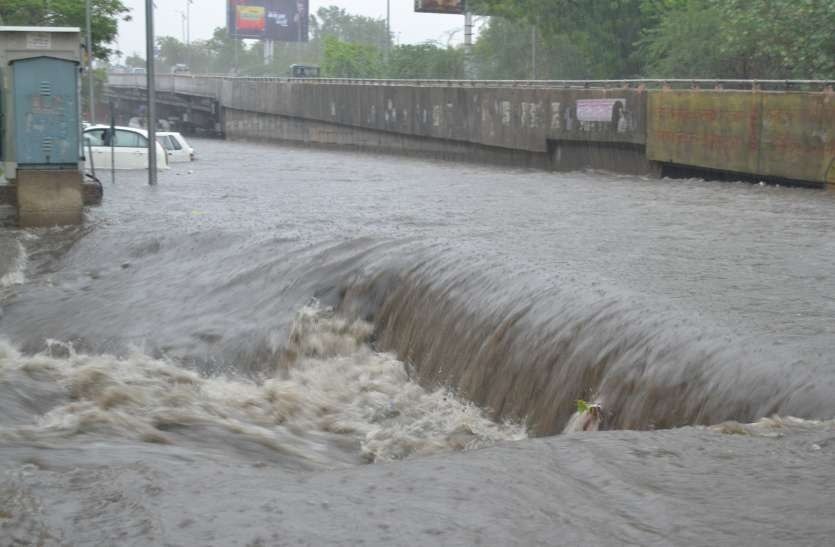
[1, 139, 834, 546]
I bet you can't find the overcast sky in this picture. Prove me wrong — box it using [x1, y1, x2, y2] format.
[114, 1, 480, 60]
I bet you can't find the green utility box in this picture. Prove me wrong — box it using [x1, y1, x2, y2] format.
[0, 27, 84, 226]
[0, 26, 83, 180]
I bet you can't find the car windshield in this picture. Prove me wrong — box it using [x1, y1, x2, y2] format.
[158, 136, 175, 151]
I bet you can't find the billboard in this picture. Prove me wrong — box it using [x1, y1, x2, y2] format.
[415, 0, 466, 14]
[228, 0, 309, 42]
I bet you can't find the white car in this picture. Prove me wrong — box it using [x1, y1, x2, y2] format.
[83, 126, 168, 170]
[157, 132, 195, 163]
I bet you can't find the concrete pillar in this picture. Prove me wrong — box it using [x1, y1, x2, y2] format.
[15, 170, 83, 227]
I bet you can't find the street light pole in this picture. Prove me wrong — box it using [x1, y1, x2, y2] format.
[145, 0, 157, 185]
[186, 0, 193, 67]
[531, 25, 537, 80]
[464, 10, 473, 78]
[186, 0, 192, 47]
[85, 0, 95, 122]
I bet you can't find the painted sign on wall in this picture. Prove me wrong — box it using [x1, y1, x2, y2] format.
[576, 99, 625, 123]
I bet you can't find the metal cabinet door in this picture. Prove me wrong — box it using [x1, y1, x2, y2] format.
[12, 57, 79, 167]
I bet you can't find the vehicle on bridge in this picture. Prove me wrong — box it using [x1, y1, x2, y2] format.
[158, 132, 195, 163]
[83, 126, 169, 171]
[290, 64, 320, 78]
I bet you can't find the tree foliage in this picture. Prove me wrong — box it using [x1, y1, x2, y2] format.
[386, 44, 465, 79]
[473, 0, 657, 78]
[322, 37, 382, 78]
[115, 1, 835, 81]
[640, 0, 835, 78]
[473, 17, 589, 80]
[473, 0, 835, 79]
[124, 53, 144, 69]
[0, 0, 131, 60]
[311, 6, 390, 50]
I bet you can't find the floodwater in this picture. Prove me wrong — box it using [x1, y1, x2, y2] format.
[1, 139, 834, 546]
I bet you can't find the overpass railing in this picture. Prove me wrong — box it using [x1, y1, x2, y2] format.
[107, 73, 835, 96]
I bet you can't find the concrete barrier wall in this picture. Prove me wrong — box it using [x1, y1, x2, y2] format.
[107, 75, 835, 185]
[220, 81, 647, 154]
[225, 108, 548, 167]
[647, 90, 835, 184]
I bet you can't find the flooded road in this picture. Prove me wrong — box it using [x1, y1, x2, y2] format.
[1, 139, 834, 545]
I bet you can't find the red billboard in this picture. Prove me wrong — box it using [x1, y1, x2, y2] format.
[227, 0, 309, 41]
[415, 0, 466, 14]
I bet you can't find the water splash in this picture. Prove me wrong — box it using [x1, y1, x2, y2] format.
[0, 241, 27, 288]
[337, 266, 834, 434]
[0, 305, 525, 466]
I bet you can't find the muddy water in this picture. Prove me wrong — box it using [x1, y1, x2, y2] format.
[1, 140, 834, 546]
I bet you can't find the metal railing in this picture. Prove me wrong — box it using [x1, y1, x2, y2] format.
[107, 73, 835, 95]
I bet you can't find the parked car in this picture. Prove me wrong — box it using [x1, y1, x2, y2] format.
[131, 67, 146, 75]
[157, 132, 195, 163]
[83, 126, 168, 170]
[171, 64, 190, 75]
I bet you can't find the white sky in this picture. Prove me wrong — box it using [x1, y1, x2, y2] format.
[114, 1, 481, 60]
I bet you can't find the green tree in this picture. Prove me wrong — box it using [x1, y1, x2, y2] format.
[125, 53, 145, 68]
[638, 0, 730, 77]
[156, 36, 189, 72]
[472, 0, 655, 78]
[322, 37, 382, 78]
[0, 0, 131, 60]
[385, 43, 465, 79]
[718, 0, 835, 79]
[203, 27, 261, 75]
[472, 17, 590, 80]
[640, 0, 835, 79]
[312, 6, 390, 50]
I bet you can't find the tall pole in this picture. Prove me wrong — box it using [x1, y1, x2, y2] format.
[464, 10, 473, 78]
[234, 28, 239, 73]
[386, 0, 391, 48]
[186, 0, 192, 67]
[265, 39, 273, 66]
[531, 25, 537, 80]
[145, 0, 157, 185]
[297, 4, 303, 65]
[186, 0, 191, 47]
[85, 0, 95, 122]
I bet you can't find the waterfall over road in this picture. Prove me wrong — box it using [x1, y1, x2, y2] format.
[1, 139, 834, 545]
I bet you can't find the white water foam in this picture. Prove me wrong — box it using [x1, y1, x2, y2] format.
[0, 241, 27, 288]
[0, 305, 526, 464]
[709, 416, 835, 437]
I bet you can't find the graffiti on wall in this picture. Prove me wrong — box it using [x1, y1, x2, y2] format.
[647, 91, 835, 184]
